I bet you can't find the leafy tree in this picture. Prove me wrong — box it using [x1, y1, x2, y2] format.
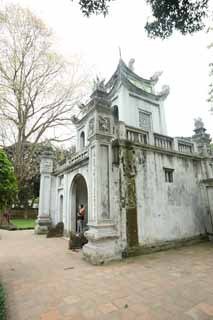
[4, 142, 74, 209]
[72, 0, 114, 16]
[4, 142, 41, 209]
[145, 0, 209, 39]
[72, 0, 209, 38]
[0, 4, 89, 207]
[0, 149, 17, 214]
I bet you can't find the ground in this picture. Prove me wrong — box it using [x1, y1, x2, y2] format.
[0, 231, 213, 320]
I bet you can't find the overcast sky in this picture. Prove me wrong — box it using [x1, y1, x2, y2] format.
[3, 0, 213, 139]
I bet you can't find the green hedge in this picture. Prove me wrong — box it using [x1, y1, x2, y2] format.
[0, 284, 6, 320]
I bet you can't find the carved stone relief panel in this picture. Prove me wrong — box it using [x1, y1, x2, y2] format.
[120, 146, 139, 247]
[88, 118, 95, 137]
[100, 144, 110, 219]
[127, 177, 136, 209]
[121, 148, 137, 178]
[98, 116, 110, 133]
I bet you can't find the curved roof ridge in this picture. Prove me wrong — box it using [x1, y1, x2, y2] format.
[106, 58, 156, 89]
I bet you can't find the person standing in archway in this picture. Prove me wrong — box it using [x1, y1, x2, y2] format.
[77, 204, 85, 235]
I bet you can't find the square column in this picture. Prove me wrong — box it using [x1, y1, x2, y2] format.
[82, 89, 121, 264]
[83, 141, 121, 264]
[35, 150, 54, 234]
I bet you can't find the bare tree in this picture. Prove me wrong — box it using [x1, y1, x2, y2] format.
[0, 4, 89, 206]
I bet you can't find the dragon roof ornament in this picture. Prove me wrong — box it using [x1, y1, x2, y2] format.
[93, 76, 106, 92]
[150, 71, 163, 82]
[128, 58, 135, 71]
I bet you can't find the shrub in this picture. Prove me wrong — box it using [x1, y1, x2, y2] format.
[0, 284, 6, 320]
[0, 149, 18, 215]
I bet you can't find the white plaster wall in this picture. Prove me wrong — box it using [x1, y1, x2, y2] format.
[115, 85, 167, 134]
[50, 176, 57, 224]
[76, 123, 89, 151]
[51, 175, 64, 225]
[117, 86, 130, 124]
[159, 101, 168, 135]
[136, 150, 206, 244]
[56, 190, 65, 222]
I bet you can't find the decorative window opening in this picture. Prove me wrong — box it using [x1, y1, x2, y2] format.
[112, 105, 119, 122]
[59, 175, 64, 186]
[139, 110, 151, 131]
[164, 168, 174, 183]
[80, 131, 85, 149]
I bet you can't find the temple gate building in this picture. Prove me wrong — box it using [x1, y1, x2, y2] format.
[36, 59, 213, 264]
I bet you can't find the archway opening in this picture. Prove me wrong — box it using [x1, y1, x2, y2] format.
[71, 174, 88, 233]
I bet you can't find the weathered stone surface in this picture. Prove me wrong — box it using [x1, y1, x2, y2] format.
[83, 225, 121, 265]
[68, 232, 88, 249]
[0, 223, 17, 231]
[35, 216, 51, 235]
[83, 242, 121, 265]
[47, 222, 64, 238]
[126, 235, 208, 257]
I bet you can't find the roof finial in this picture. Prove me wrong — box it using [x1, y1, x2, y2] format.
[194, 117, 204, 130]
[118, 46, 122, 60]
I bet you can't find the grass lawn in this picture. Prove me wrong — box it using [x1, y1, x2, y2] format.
[11, 219, 36, 229]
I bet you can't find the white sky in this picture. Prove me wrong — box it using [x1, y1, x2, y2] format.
[3, 0, 213, 139]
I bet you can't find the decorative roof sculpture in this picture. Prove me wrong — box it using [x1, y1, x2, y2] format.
[93, 76, 106, 92]
[192, 117, 212, 155]
[159, 85, 170, 97]
[71, 115, 79, 124]
[128, 58, 135, 71]
[194, 117, 204, 130]
[150, 71, 163, 82]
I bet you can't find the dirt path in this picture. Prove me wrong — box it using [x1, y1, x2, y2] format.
[1, 230, 213, 320]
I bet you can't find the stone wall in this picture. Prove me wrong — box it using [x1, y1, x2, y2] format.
[113, 141, 208, 255]
[134, 148, 206, 245]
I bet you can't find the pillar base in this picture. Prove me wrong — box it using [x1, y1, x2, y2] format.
[83, 223, 121, 265]
[34, 216, 52, 235]
[208, 234, 213, 242]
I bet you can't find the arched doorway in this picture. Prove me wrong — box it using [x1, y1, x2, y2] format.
[70, 174, 88, 233]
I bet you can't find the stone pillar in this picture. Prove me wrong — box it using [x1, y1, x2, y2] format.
[148, 131, 155, 146]
[82, 89, 121, 264]
[173, 138, 179, 152]
[192, 118, 212, 156]
[35, 149, 54, 234]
